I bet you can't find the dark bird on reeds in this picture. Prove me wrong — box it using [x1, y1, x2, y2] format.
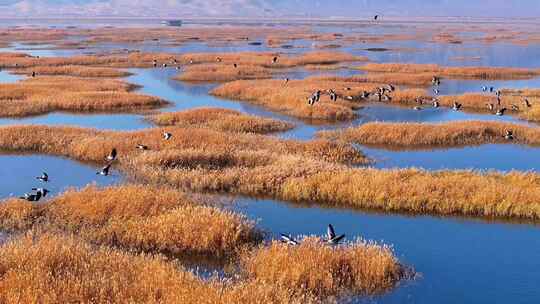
[272, 56, 278, 64]
[284, 78, 289, 85]
[452, 102, 462, 111]
[280, 233, 299, 245]
[511, 104, 519, 111]
[326, 224, 345, 245]
[36, 172, 48, 182]
[152, 60, 157, 68]
[216, 57, 222, 62]
[106, 148, 117, 161]
[432, 100, 440, 108]
[432, 76, 440, 86]
[496, 108, 507, 116]
[524, 98, 532, 108]
[361, 91, 370, 99]
[504, 130, 514, 140]
[136, 144, 149, 150]
[386, 84, 395, 92]
[31, 71, 36, 77]
[163, 132, 172, 140]
[375, 92, 382, 102]
[19, 191, 42, 202]
[233, 63, 238, 68]
[31, 188, 49, 197]
[96, 164, 111, 176]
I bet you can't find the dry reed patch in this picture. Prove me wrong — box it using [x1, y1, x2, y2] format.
[0, 125, 367, 165]
[358, 63, 540, 80]
[149, 108, 294, 134]
[0, 233, 222, 303]
[310, 72, 435, 86]
[211, 78, 376, 121]
[0, 199, 38, 231]
[175, 63, 272, 82]
[0, 185, 262, 257]
[438, 94, 540, 120]
[0, 76, 166, 117]
[241, 238, 404, 298]
[319, 120, 540, 149]
[0, 232, 321, 303]
[13, 65, 131, 77]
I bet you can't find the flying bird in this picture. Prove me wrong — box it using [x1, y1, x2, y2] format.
[96, 164, 111, 176]
[136, 144, 149, 150]
[504, 130, 514, 140]
[163, 132, 172, 140]
[326, 224, 345, 245]
[280, 233, 299, 245]
[106, 148, 117, 161]
[36, 172, 48, 182]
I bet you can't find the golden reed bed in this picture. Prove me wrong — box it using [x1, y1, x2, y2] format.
[0, 76, 166, 117]
[149, 108, 294, 134]
[319, 120, 540, 149]
[0, 231, 404, 303]
[358, 63, 540, 80]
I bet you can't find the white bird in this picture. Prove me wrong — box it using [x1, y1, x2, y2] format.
[452, 102, 462, 111]
[280, 233, 299, 245]
[413, 106, 422, 111]
[163, 132, 172, 140]
[136, 144, 149, 150]
[19, 191, 42, 202]
[504, 130, 513, 140]
[325, 224, 345, 245]
[496, 108, 507, 116]
[31, 188, 49, 197]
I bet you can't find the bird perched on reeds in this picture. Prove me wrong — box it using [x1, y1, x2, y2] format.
[325, 224, 345, 245]
[216, 57, 222, 62]
[386, 84, 395, 92]
[504, 130, 514, 140]
[432, 99, 440, 108]
[136, 144, 149, 150]
[36, 172, 48, 182]
[152, 59, 157, 68]
[280, 233, 299, 245]
[233, 63, 238, 68]
[432, 76, 441, 86]
[496, 108, 507, 116]
[96, 164, 111, 176]
[31, 71, 36, 77]
[360, 91, 370, 99]
[106, 148, 117, 161]
[524, 98, 532, 108]
[163, 132, 172, 140]
[272, 56, 278, 64]
[452, 102, 462, 111]
[511, 104, 519, 111]
[284, 78, 289, 85]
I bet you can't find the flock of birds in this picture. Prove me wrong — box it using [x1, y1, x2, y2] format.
[281, 224, 346, 246]
[19, 131, 174, 201]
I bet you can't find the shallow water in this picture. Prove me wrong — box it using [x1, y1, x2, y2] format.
[0, 70, 22, 83]
[234, 197, 540, 304]
[0, 154, 122, 199]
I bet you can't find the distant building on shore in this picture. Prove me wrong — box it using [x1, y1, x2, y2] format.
[161, 20, 183, 27]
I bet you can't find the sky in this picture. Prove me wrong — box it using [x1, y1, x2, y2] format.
[0, 0, 539, 18]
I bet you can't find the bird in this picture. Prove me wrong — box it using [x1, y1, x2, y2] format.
[162, 63, 167, 68]
[106, 148, 117, 161]
[386, 84, 395, 92]
[19, 191, 42, 202]
[452, 102, 462, 111]
[189, 59, 194, 64]
[489, 86, 495, 93]
[163, 132, 172, 140]
[524, 98, 532, 108]
[280, 233, 299, 245]
[284, 78, 289, 85]
[326, 224, 345, 245]
[216, 57, 222, 62]
[432, 76, 440, 86]
[511, 104, 519, 111]
[36, 172, 48, 182]
[504, 130, 514, 140]
[374, 15, 379, 21]
[96, 164, 111, 176]
[413, 106, 422, 111]
[136, 144, 149, 150]
[360, 91, 370, 99]
[307, 96, 315, 106]
[496, 108, 507, 116]
[433, 88, 439, 95]
[272, 56, 278, 64]
[496, 96, 501, 106]
[31, 188, 49, 197]
[486, 103, 494, 111]
[415, 97, 424, 105]
[233, 63, 238, 68]
[175, 66, 181, 70]
[152, 59, 157, 68]
[495, 90, 501, 97]
[481, 86, 487, 92]
[432, 100, 440, 108]
[31, 71, 36, 77]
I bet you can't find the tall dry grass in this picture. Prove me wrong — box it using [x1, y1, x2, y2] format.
[0, 124, 367, 165]
[13, 65, 131, 77]
[0, 76, 166, 117]
[358, 63, 540, 80]
[319, 120, 540, 148]
[241, 238, 404, 298]
[0, 185, 262, 257]
[175, 63, 272, 82]
[149, 108, 294, 134]
[310, 73, 435, 86]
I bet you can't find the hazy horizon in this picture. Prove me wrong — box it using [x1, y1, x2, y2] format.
[0, 0, 539, 19]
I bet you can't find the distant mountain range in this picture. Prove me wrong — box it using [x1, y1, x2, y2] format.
[1, 0, 538, 18]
